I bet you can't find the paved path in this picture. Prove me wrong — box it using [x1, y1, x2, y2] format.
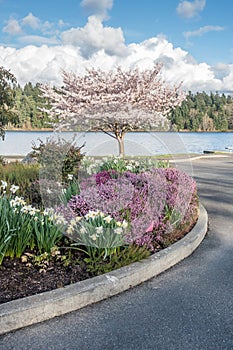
[1, 156, 233, 350]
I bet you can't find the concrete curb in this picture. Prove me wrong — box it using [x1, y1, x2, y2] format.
[0, 204, 208, 336]
[170, 154, 231, 163]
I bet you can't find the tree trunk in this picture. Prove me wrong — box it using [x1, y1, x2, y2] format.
[116, 136, 125, 157]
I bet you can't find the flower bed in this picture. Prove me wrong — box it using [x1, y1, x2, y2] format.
[0, 156, 199, 304]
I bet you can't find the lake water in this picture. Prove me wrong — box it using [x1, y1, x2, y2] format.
[1, 131, 233, 156]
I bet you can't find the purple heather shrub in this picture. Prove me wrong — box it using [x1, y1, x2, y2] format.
[126, 170, 167, 246]
[126, 167, 198, 249]
[95, 170, 118, 185]
[68, 195, 91, 216]
[56, 203, 75, 222]
[64, 167, 198, 251]
[134, 232, 155, 251]
[80, 170, 118, 190]
[79, 174, 96, 191]
[144, 169, 167, 218]
[68, 173, 136, 220]
[164, 168, 197, 223]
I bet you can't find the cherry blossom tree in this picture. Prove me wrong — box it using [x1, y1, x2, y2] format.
[41, 64, 186, 156]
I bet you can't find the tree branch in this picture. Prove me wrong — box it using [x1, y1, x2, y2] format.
[98, 128, 116, 139]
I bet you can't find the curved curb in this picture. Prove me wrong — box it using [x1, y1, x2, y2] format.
[0, 204, 208, 336]
[169, 154, 231, 163]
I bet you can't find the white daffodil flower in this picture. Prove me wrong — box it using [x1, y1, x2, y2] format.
[95, 226, 103, 234]
[122, 220, 128, 229]
[80, 226, 87, 234]
[104, 215, 112, 224]
[1, 180, 7, 189]
[114, 227, 123, 235]
[10, 185, 19, 194]
[90, 234, 97, 241]
[67, 225, 74, 235]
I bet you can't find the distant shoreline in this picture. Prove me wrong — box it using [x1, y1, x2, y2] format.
[5, 128, 233, 133]
[6, 128, 53, 132]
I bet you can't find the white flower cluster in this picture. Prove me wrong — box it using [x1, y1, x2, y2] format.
[10, 196, 26, 207]
[10, 196, 40, 216]
[84, 209, 105, 219]
[4, 183, 59, 223]
[66, 209, 128, 241]
[0, 180, 7, 190]
[0, 180, 20, 194]
[80, 157, 102, 175]
[49, 212, 68, 226]
[20, 205, 39, 216]
[67, 216, 82, 235]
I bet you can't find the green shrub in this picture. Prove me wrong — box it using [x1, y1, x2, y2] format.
[84, 244, 150, 275]
[31, 137, 85, 182]
[0, 163, 39, 200]
[0, 195, 34, 259]
[80, 156, 169, 176]
[0, 184, 64, 263]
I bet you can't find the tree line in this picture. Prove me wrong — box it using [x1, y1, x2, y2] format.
[169, 91, 233, 131]
[1, 66, 233, 138]
[14, 84, 233, 133]
[14, 84, 233, 132]
[13, 82, 51, 129]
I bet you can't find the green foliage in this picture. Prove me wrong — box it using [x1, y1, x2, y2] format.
[4, 76, 233, 133]
[0, 193, 64, 262]
[31, 213, 63, 254]
[0, 143, 83, 209]
[31, 137, 84, 182]
[13, 82, 51, 129]
[81, 156, 169, 176]
[84, 244, 150, 275]
[100, 156, 168, 173]
[68, 211, 129, 260]
[0, 66, 18, 138]
[169, 91, 233, 131]
[164, 204, 182, 228]
[0, 196, 14, 264]
[59, 177, 80, 204]
[3, 76, 233, 133]
[0, 163, 39, 200]
[0, 195, 34, 259]
[0, 151, 198, 284]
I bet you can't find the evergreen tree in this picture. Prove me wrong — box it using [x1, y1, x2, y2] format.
[0, 66, 18, 139]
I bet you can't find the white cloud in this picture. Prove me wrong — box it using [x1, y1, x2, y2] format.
[222, 65, 233, 91]
[80, 0, 113, 19]
[0, 18, 233, 93]
[58, 20, 66, 27]
[210, 63, 231, 80]
[3, 19, 23, 35]
[177, 0, 206, 18]
[2, 13, 57, 44]
[61, 15, 128, 57]
[22, 13, 40, 30]
[184, 25, 224, 39]
[19, 35, 59, 45]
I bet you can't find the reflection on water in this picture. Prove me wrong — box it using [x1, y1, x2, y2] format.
[1, 131, 233, 156]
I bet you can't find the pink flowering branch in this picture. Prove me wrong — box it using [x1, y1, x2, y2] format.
[40, 64, 187, 156]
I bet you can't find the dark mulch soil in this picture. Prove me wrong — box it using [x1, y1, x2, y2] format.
[0, 215, 198, 305]
[0, 250, 94, 305]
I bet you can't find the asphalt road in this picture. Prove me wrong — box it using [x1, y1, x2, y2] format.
[1, 156, 233, 350]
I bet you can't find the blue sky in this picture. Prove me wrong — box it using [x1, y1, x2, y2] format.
[0, 0, 232, 92]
